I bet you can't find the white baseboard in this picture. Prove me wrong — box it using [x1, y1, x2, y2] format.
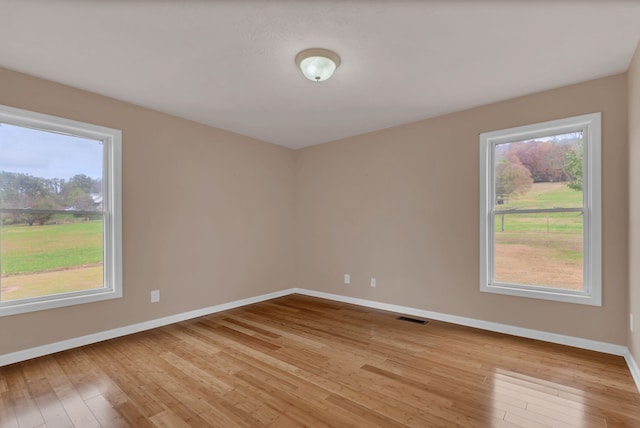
[3, 286, 639, 394]
[292, 288, 629, 356]
[624, 350, 640, 393]
[0, 289, 292, 367]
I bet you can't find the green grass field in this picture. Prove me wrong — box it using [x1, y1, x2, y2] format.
[1, 220, 103, 275]
[1, 220, 103, 301]
[1, 267, 103, 301]
[501, 181, 582, 210]
[494, 182, 583, 289]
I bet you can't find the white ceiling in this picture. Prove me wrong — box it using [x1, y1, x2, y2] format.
[1, 1, 640, 149]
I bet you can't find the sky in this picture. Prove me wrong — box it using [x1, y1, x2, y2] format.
[0, 123, 103, 180]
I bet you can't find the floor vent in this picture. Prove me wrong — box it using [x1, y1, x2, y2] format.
[397, 316, 427, 324]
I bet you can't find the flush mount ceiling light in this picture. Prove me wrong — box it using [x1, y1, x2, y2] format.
[295, 48, 341, 82]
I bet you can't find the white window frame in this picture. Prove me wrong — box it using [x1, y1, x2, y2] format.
[479, 113, 601, 306]
[0, 105, 122, 316]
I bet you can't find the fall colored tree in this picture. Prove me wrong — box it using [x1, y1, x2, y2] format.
[505, 141, 569, 183]
[495, 159, 533, 200]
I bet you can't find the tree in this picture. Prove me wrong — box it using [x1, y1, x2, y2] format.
[91, 178, 102, 194]
[564, 142, 583, 191]
[49, 178, 66, 194]
[61, 174, 97, 209]
[1, 171, 101, 225]
[23, 197, 57, 226]
[495, 159, 533, 200]
[505, 141, 568, 183]
[0, 171, 59, 210]
[0, 171, 100, 225]
[66, 188, 95, 211]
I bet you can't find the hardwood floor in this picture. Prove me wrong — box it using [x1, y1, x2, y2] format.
[1, 294, 639, 427]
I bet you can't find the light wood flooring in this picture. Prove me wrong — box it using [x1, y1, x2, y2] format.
[1, 294, 639, 427]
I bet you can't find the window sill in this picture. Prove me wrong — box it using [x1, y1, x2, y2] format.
[481, 282, 601, 306]
[0, 288, 122, 317]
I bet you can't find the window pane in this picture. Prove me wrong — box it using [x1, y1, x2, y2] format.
[0, 123, 105, 303]
[494, 132, 583, 210]
[0, 217, 104, 302]
[0, 123, 103, 212]
[494, 212, 583, 290]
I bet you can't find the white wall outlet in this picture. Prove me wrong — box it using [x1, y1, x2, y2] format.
[631, 313, 635, 332]
[344, 274, 350, 284]
[151, 290, 160, 303]
[370, 277, 376, 287]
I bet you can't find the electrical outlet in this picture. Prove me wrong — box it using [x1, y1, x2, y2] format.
[631, 313, 635, 333]
[344, 274, 350, 284]
[370, 277, 376, 288]
[151, 290, 160, 303]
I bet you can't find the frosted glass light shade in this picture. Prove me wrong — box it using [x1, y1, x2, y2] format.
[295, 48, 341, 82]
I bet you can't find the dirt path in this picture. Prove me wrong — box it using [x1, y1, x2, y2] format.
[495, 244, 582, 290]
[0, 266, 103, 301]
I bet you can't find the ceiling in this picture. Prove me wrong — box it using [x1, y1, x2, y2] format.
[1, 1, 640, 149]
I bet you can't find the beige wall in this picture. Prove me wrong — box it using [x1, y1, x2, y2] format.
[0, 67, 296, 355]
[296, 74, 629, 344]
[629, 42, 640, 361]
[0, 67, 631, 357]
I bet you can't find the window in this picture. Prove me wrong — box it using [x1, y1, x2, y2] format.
[480, 113, 601, 305]
[0, 105, 122, 316]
